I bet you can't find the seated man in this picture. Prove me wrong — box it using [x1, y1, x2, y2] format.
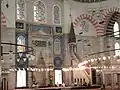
[83, 78, 87, 86]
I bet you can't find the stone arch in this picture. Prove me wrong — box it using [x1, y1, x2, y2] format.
[99, 7, 120, 35]
[73, 14, 100, 35]
[105, 12, 120, 36]
[1, 12, 6, 26]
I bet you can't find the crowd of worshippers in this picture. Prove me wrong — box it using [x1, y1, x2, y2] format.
[32, 78, 90, 87]
[73, 78, 90, 86]
[55, 78, 90, 87]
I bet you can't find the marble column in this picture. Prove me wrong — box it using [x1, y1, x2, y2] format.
[0, 0, 1, 88]
[111, 73, 114, 89]
[117, 74, 120, 89]
[102, 72, 105, 85]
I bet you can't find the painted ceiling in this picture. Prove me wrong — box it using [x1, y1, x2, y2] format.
[73, 0, 107, 3]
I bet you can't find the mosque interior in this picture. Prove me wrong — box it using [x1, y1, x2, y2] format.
[1, 0, 120, 90]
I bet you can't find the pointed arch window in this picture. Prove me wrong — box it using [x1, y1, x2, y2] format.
[34, 0, 47, 23]
[16, 0, 25, 20]
[53, 5, 61, 25]
[17, 35, 25, 52]
[114, 22, 119, 37]
[115, 42, 120, 56]
[16, 35, 26, 87]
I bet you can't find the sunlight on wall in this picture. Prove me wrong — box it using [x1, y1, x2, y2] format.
[17, 70, 26, 87]
[114, 22, 119, 37]
[55, 70, 62, 84]
[115, 42, 120, 56]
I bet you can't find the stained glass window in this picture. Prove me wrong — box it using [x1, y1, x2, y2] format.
[53, 5, 61, 24]
[115, 42, 120, 56]
[17, 35, 25, 52]
[16, 0, 25, 20]
[34, 0, 46, 23]
[114, 22, 119, 37]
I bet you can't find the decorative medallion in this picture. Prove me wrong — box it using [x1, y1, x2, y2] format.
[54, 37, 61, 55]
[88, 8, 105, 22]
[54, 57, 62, 67]
[53, 5, 61, 25]
[80, 20, 89, 32]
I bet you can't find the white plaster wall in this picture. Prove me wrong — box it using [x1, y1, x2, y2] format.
[63, 71, 72, 86]
[1, 0, 15, 28]
[63, 0, 119, 35]
[1, 27, 16, 90]
[28, 35, 53, 65]
[63, 0, 71, 33]
[70, 0, 119, 15]
[28, 34, 53, 85]
[1, 0, 120, 88]
[76, 36, 100, 60]
[75, 22, 97, 36]
[1, 0, 16, 88]
[63, 0, 120, 65]
[26, 0, 64, 26]
[26, 0, 63, 84]
[1, 27, 15, 67]
[63, 0, 98, 36]
[8, 72, 16, 90]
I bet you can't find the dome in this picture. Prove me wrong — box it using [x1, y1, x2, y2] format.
[73, 0, 108, 3]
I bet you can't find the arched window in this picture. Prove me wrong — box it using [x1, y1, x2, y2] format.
[115, 42, 120, 56]
[17, 69, 26, 87]
[34, 0, 46, 23]
[17, 35, 25, 52]
[53, 5, 61, 25]
[16, 0, 25, 20]
[114, 22, 119, 37]
[16, 35, 26, 87]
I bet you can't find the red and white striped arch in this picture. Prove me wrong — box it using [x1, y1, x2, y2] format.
[73, 14, 101, 35]
[73, 7, 120, 36]
[99, 7, 120, 35]
[1, 12, 6, 26]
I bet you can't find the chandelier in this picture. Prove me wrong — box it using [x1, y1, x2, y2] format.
[1, 42, 35, 73]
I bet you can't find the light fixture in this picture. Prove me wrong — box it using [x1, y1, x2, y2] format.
[98, 58, 101, 60]
[103, 56, 106, 60]
[19, 53, 23, 57]
[6, 3, 9, 8]
[38, 69, 41, 72]
[23, 58, 26, 62]
[41, 68, 44, 71]
[108, 56, 111, 59]
[1, 42, 34, 72]
[29, 57, 32, 61]
[91, 59, 94, 62]
[27, 68, 29, 71]
[31, 55, 35, 60]
[1, 58, 4, 63]
[79, 32, 83, 35]
[47, 68, 49, 71]
[26, 53, 30, 58]
[112, 66, 115, 69]
[17, 59, 20, 62]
